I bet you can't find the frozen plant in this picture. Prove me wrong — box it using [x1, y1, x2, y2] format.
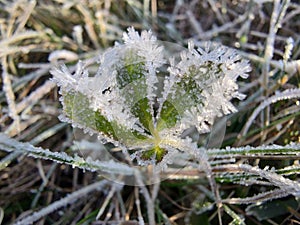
[50, 29, 251, 224]
[50, 27, 250, 169]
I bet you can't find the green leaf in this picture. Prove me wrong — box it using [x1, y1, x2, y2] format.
[132, 97, 153, 131]
[116, 54, 154, 132]
[94, 111, 117, 139]
[63, 90, 99, 132]
[156, 100, 180, 130]
[63, 91, 149, 145]
[141, 146, 167, 162]
[116, 53, 146, 89]
[76, 210, 98, 225]
[157, 75, 203, 131]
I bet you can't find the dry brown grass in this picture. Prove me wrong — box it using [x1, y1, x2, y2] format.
[0, 0, 300, 224]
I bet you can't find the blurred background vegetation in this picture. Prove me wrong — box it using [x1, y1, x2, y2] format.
[0, 0, 299, 224]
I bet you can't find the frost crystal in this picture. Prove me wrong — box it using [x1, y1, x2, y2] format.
[50, 27, 250, 167]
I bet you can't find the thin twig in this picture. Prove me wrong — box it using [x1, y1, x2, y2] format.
[135, 170, 155, 225]
[14, 180, 109, 225]
[238, 88, 300, 143]
[134, 185, 145, 225]
[261, 0, 290, 141]
[1, 58, 20, 132]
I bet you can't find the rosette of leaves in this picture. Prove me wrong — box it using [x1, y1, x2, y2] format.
[51, 27, 250, 168]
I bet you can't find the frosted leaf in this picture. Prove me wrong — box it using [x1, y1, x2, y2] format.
[51, 27, 250, 166]
[158, 41, 249, 135]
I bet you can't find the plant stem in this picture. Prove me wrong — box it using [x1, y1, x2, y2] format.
[14, 180, 108, 225]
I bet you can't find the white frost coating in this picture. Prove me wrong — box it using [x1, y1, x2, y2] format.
[225, 189, 290, 205]
[283, 37, 294, 62]
[48, 50, 78, 62]
[50, 64, 78, 89]
[239, 164, 300, 197]
[122, 27, 165, 68]
[85, 158, 134, 175]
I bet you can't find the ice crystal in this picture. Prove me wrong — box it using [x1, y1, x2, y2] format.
[50, 27, 250, 167]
